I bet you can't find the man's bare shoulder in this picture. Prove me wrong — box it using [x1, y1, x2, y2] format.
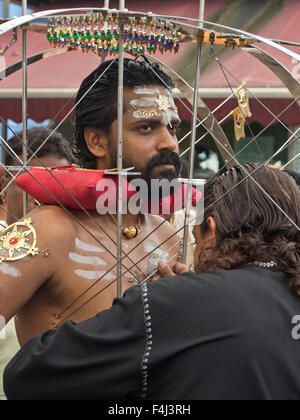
[23, 205, 77, 244]
[28, 204, 75, 226]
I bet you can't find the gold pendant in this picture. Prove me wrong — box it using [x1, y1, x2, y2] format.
[0, 218, 39, 263]
[235, 83, 252, 119]
[231, 83, 252, 142]
[122, 226, 141, 240]
[109, 213, 142, 240]
[231, 107, 246, 141]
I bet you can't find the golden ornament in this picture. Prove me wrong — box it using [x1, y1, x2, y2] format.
[109, 214, 142, 240]
[0, 218, 39, 263]
[155, 94, 178, 114]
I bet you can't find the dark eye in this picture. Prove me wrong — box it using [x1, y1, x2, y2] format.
[139, 124, 153, 134]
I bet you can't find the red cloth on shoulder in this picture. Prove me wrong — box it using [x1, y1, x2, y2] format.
[14, 165, 202, 214]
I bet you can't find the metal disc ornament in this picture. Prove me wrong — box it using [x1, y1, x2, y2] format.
[0, 218, 39, 263]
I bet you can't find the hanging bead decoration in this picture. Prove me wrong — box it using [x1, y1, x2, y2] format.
[46, 12, 182, 57]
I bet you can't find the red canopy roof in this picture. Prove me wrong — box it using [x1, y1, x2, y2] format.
[200, 0, 300, 88]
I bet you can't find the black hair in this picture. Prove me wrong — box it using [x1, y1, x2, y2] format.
[73, 57, 175, 169]
[4, 127, 73, 166]
[197, 163, 300, 297]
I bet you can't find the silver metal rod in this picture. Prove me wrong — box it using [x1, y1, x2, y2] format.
[281, 152, 300, 170]
[1, 121, 6, 164]
[117, 1, 125, 297]
[199, 0, 205, 28]
[104, 0, 109, 8]
[182, 40, 203, 264]
[22, 0, 28, 217]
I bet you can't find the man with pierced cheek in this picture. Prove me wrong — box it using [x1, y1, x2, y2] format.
[0, 58, 185, 349]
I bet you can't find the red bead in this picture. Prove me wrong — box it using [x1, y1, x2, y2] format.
[9, 237, 19, 245]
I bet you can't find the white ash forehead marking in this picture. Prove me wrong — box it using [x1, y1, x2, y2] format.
[69, 253, 107, 266]
[130, 94, 177, 110]
[162, 110, 179, 127]
[130, 98, 180, 127]
[130, 97, 158, 108]
[133, 87, 165, 95]
[0, 262, 21, 278]
[75, 238, 105, 253]
[74, 269, 116, 282]
[168, 96, 177, 108]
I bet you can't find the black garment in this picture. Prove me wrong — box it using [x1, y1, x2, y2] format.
[4, 266, 300, 400]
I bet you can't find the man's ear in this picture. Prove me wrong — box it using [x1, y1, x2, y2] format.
[84, 128, 108, 159]
[207, 216, 217, 239]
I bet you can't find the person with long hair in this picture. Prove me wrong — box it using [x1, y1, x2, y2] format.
[4, 163, 300, 400]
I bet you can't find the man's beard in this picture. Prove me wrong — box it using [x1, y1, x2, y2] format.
[142, 151, 182, 200]
[108, 145, 182, 199]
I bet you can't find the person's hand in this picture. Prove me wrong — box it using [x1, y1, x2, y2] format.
[152, 260, 191, 281]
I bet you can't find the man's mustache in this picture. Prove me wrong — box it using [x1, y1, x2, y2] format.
[147, 152, 182, 174]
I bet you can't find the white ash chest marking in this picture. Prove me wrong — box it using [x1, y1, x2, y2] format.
[144, 240, 169, 277]
[69, 253, 106, 266]
[74, 269, 116, 282]
[72, 238, 116, 282]
[0, 262, 21, 278]
[75, 238, 105, 253]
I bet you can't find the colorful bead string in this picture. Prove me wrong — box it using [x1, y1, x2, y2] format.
[47, 13, 182, 56]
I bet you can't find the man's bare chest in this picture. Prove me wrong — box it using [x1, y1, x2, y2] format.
[41, 226, 180, 320]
